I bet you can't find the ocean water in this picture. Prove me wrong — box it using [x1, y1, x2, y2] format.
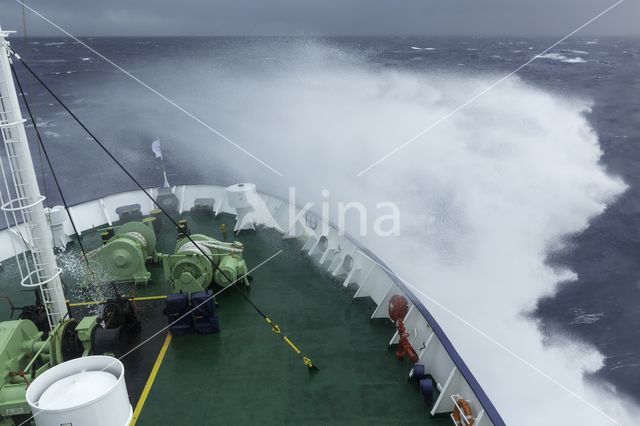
[7, 36, 640, 424]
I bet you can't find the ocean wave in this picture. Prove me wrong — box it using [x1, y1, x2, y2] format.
[571, 311, 605, 325]
[563, 57, 587, 64]
[410, 46, 435, 51]
[537, 53, 586, 63]
[34, 120, 54, 128]
[567, 49, 589, 55]
[213, 60, 627, 423]
[36, 59, 68, 64]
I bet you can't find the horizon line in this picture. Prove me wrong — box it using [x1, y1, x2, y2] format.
[8, 33, 640, 39]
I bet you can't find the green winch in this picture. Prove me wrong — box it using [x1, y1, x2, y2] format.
[162, 234, 250, 295]
[0, 317, 105, 425]
[97, 221, 157, 285]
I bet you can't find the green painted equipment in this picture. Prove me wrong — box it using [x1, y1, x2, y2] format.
[0, 317, 101, 425]
[97, 221, 157, 284]
[162, 234, 249, 295]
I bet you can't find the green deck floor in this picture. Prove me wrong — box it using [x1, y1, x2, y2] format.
[137, 213, 449, 425]
[0, 212, 451, 425]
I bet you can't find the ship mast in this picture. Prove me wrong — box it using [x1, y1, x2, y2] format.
[0, 27, 68, 328]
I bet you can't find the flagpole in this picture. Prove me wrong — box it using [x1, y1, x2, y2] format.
[162, 170, 170, 188]
[152, 138, 170, 188]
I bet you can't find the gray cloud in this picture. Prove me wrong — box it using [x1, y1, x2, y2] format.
[0, 0, 637, 37]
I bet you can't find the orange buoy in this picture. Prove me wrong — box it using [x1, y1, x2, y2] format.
[452, 398, 474, 426]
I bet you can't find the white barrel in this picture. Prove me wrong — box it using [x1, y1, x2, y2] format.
[26, 356, 132, 426]
[226, 183, 257, 209]
[44, 205, 71, 250]
[45, 205, 67, 227]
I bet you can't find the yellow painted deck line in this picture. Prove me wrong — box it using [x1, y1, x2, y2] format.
[130, 332, 173, 426]
[68, 294, 167, 307]
[67, 300, 102, 307]
[132, 295, 168, 302]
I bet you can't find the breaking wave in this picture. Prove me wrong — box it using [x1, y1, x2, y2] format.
[567, 49, 589, 55]
[103, 40, 636, 424]
[537, 52, 587, 63]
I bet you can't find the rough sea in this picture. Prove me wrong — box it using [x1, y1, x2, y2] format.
[6, 36, 640, 423]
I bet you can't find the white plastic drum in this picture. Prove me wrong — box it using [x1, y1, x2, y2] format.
[225, 183, 257, 209]
[26, 356, 132, 426]
[45, 205, 67, 227]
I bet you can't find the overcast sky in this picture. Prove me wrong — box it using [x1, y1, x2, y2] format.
[0, 0, 637, 37]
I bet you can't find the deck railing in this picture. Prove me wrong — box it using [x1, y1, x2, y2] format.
[0, 183, 505, 426]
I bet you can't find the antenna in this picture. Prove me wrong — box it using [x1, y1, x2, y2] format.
[0, 27, 68, 329]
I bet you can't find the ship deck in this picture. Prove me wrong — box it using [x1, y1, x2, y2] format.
[0, 212, 450, 425]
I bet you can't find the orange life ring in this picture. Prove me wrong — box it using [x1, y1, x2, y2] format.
[452, 398, 474, 425]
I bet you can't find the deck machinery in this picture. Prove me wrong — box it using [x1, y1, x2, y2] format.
[162, 234, 249, 296]
[95, 221, 158, 285]
[91, 221, 249, 296]
[0, 317, 115, 425]
[160, 233, 249, 336]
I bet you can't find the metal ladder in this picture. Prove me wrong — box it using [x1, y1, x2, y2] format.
[0, 44, 67, 329]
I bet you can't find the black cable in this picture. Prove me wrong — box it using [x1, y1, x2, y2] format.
[11, 63, 93, 270]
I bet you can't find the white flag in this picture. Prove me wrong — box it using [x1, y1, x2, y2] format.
[151, 138, 163, 160]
